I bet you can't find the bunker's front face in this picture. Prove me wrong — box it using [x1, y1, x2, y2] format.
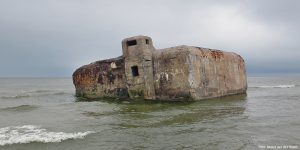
[73, 35, 247, 101]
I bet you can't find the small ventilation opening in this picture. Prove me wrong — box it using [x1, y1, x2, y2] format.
[145, 39, 149, 44]
[127, 40, 137, 46]
[131, 66, 139, 77]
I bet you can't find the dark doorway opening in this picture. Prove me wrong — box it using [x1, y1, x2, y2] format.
[131, 66, 139, 77]
[127, 40, 137, 46]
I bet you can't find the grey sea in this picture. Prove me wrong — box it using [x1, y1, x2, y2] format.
[0, 75, 299, 150]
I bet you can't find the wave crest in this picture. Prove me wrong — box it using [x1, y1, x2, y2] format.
[0, 125, 94, 146]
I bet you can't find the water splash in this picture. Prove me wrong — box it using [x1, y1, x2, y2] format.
[0, 125, 94, 146]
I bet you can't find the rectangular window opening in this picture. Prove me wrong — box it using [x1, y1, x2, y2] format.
[131, 66, 139, 77]
[145, 39, 149, 44]
[127, 40, 137, 46]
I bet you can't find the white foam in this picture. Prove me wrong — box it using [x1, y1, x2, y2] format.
[0, 125, 94, 146]
[251, 85, 296, 88]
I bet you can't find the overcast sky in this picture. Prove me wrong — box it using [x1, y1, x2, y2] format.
[0, 0, 299, 77]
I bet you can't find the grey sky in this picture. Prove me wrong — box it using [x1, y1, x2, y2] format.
[0, 0, 299, 77]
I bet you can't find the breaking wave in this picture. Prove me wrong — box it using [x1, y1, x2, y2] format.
[250, 85, 296, 88]
[0, 125, 94, 146]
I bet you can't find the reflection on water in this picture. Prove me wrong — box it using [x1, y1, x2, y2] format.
[74, 94, 250, 149]
[82, 94, 247, 128]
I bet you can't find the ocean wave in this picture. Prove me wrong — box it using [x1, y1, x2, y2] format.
[0, 105, 38, 112]
[0, 94, 31, 99]
[0, 91, 72, 99]
[249, 85, 296, 88]
[0, 125, 94, 146]
[29, 90, 52, 93]
[51, 92, 71, 95]
[28, 90, 71, 96]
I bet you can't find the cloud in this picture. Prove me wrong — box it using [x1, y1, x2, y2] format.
[0, 0, 299, 77]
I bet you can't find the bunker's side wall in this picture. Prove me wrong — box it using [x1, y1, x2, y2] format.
[187, 47, 247, 100]
[152, 46, 247, 101]
[72, 56, 128, 99]
[152, 46, 192, 101]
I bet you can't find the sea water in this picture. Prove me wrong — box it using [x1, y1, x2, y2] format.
[0, 76, 299, 150]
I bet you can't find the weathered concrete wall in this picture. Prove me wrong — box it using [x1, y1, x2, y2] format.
[153, 46, 191, 101]
[122, 36, 156, 99]
[187, 46, 247, 100]
[73, 35, 247, 101]
[152, 45, 247, 101]
[72, 56, 128, 99]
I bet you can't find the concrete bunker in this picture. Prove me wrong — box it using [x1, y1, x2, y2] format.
[73, 35, 247, 101]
